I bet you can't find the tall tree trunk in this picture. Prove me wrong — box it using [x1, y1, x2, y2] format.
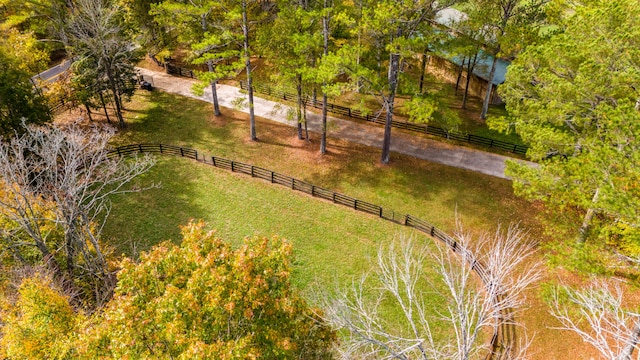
[381, 51, 400, 165]
[480, 49, 499, 120]
[84, 103, 93, 122]
[105, 67, 125, 128]
[320, 6, 329, 155]
[419, 48, 429, 94]
[205, 62, 221, 117]
[99, 91, 111, 123]
[311, 58, 317, 105]
[242, 0, 257, 141]
[304, 105, 309, 142]
[462, 52, 479, 109]
[455, 56, 466, 95]
[202, 14, 221, 116]
[577, 188, 600, 244]
[296, 73, 303, 139]
[65, 216, 78, 273]
[617, 320, 640, 360]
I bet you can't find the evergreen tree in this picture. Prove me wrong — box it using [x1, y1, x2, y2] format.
[489, 0, 640, 244]
[0, 50, 51, 137]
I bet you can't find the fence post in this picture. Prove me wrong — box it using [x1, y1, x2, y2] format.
[271, 171, 274, 183]
[354, 199, 358, 210]
[117, 147, 121, 156]
[212, 156, 216, 166]
[332, 193, 336, 203]
[251, 166, 255, 177]
[430, 227, 435, 237]
[180, 148, 184, 157]
[490, 139, 494, 148]
[231, 161, 235, 172]
[348, 108, 351, 117]
[379, 207, 383, 218]
[311, 185, 315, 196]
[195, 151, 198, 160]
[138, 144, 142, 153]
[513, 144, 517, 153]
[291, 178, 295, 189]
[404, 215, 408, 225]
[159, 144, 163, 153]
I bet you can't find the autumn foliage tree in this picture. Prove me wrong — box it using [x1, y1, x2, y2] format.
[0, 271, 84, 360]
[0, 221, 335, 359]
[77, 221, 335, 359]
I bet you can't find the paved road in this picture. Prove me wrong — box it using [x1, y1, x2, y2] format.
[32, 60, 72, 83]
[137, 67, 534, 179]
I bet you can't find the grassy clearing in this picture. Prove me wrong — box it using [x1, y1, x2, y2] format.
[98, 87, 603, 359]
[104, 157, 423, 288]
[104, 156, 457, 339]
[115, 90, 539, 238]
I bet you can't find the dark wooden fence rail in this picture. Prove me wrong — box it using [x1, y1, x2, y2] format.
[166, 64, 197, 79]
[109, 143, 496, 283]
[109, 143, 512, 358]
[145, 54, 526, 156]
[239, 80, 528, 156]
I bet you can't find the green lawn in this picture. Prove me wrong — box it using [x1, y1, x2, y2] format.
[115, 90, 539, 239]
[101, 87, 544, 354]
[104, 157, 424, 288]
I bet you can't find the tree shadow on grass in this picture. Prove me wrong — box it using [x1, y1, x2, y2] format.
[113, 89, 539, 241]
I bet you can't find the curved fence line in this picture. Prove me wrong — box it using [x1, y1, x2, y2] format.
[109, 143, 514, 358]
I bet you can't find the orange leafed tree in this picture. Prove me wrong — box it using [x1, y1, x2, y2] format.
[78, 220, 335, 359]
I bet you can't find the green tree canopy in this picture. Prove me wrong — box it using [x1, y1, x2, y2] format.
[489, 0, 640, 244]
[0, 49, 51, 137]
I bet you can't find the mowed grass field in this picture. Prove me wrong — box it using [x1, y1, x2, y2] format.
[113, 90, 539, 238]
[97, 88, 596, 359]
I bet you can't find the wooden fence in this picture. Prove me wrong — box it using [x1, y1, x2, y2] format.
[240, 80, 528, 156]
[145, 53, 527, 156]
[110, 144, 468, 251]
[109, 143, 513, 358]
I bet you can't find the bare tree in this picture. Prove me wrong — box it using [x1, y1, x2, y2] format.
[549, 280, 640, 360]
[0, 123, 154, 305]
[322, 224, 540, 359]
[67, 0, 138, 128]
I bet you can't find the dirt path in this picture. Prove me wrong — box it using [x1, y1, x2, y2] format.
[137, 67, 535, 179]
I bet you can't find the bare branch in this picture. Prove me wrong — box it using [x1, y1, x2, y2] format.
[0, 122, 155, 306]
[549, 280, 640, 360]
[322, 223, 541, 360]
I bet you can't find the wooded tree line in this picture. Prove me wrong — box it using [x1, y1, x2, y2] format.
[0, 0, 549, 152]
[5, 0, 634, 253]
[1, 0, 639, 357]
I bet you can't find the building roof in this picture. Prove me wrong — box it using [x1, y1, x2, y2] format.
[450, 52, 510, 85]
[435, 8, 510, 86]
[435, 8, 468, 26]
